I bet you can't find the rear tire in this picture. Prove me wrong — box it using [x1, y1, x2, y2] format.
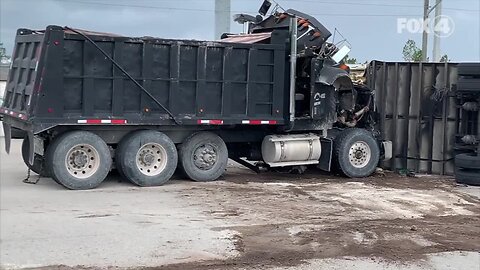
[117, 130, 177, 187]
[178, 132, 228, 182]
[46, 131, 112, 190]
[333, 128, 380, 178]
[115, 132, 136, 180]
[21, 137, 49, 177]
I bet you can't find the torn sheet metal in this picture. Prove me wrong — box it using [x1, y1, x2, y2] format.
[220, 32, 271, 44]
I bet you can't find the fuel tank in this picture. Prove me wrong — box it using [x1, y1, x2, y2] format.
[261, 134, 321, 167]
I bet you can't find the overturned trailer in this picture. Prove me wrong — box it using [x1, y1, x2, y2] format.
[1, 1, 391, 189]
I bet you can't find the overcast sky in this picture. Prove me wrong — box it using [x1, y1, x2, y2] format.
[0, 0, 479, 62]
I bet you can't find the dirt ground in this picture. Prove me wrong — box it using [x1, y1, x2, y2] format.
[1, 140, 480, 270]
[146, 170, 480, 270]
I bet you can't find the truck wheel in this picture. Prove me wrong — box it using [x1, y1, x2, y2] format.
[455, 168, 480, 186]
[114, 132, 136, 180]
[455, 153, 480, 170]
[117, 130, 177, 187]
[333, 128, 380, 178]
[46, 131, 112, 190]
[178, 132, 228, 182]
[21, 137, 49, 177]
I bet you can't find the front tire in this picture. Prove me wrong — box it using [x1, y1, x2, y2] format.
[116, 130, 177, 187]
[333, 128, 380, 178]
[178, 132, 228, 182]
[46, 131, 112, 190]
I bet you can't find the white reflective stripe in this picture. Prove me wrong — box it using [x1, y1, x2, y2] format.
[261, 121, 270, 124]
[200, 120, 210, 124]
[77, 120, 87, 124]
[242, 120, 250, 124]
[101, 120, 111, 124]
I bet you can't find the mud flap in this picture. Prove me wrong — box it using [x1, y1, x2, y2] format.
[318, 138, 333, 171]
[27, 131, 35, 165]
[3, 122, 11, 154]
[382, 141, 393, 161]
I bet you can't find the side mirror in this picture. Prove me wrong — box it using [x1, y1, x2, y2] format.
[331, 45, 351, 63]
[258, 0, 272, 16]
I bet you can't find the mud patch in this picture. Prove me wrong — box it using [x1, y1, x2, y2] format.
[22, 168, 480, 270]
[149, 215, 480, 270]
[76, 214, 115, 219]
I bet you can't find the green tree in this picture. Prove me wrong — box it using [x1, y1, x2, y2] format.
[344, 55, 357, 64]
[402, 39, 423, 62]
[440, 54, 449, 62]
[0, 42, 11, 62]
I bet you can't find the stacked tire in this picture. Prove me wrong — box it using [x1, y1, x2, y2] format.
[457, 63, 480, 93]
[454, 63, 480, 186]
[455, 153, 480, 186]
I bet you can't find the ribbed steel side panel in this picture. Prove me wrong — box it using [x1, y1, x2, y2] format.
[2, 34, 44, 114]
[367, 61, 460, 175]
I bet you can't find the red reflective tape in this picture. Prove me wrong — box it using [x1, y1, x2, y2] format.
[210, 120, 223, 125]
[86, 119, 102, 124]
[111, 119, 127, 124]
[197, 120, 223, 125]
[78, 119, 127, 124]
[242, 120, 277, 125]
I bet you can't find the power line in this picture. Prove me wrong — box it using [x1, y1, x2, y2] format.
[279, 0, 479, 12]
[56, 0, 422, 17]
[72, 0, 480, 12]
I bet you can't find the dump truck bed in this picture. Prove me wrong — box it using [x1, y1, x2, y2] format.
[1, 26, 288, 134]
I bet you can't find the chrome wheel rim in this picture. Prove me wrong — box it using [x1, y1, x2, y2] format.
[136, 143, 167, 176]
[348, 141, 371, 168]
[193, 144, 218, 170]
[65, 144, 100, 179]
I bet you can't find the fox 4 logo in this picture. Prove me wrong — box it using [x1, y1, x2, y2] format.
[397, 15, 455, 37]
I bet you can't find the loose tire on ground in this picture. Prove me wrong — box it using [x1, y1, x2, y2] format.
[178, 132, 228, 182]
[455, 168, 480, 186]
[333, 128, 380, 178]
[455, 153, 480, 170]
[21, 137, 49, 177]
[117, 130, 177, 187]
[46, 131, 112, 190]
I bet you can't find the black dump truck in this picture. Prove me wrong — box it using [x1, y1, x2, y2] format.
[1, 1, 391, 189]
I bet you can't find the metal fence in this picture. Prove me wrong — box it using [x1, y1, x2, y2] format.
[366, 61, 460, 175]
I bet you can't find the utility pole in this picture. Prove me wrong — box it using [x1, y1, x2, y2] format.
[215, 0, 231, 39]
[421, 0, 430, 62]
[432, 0, 443, 62]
